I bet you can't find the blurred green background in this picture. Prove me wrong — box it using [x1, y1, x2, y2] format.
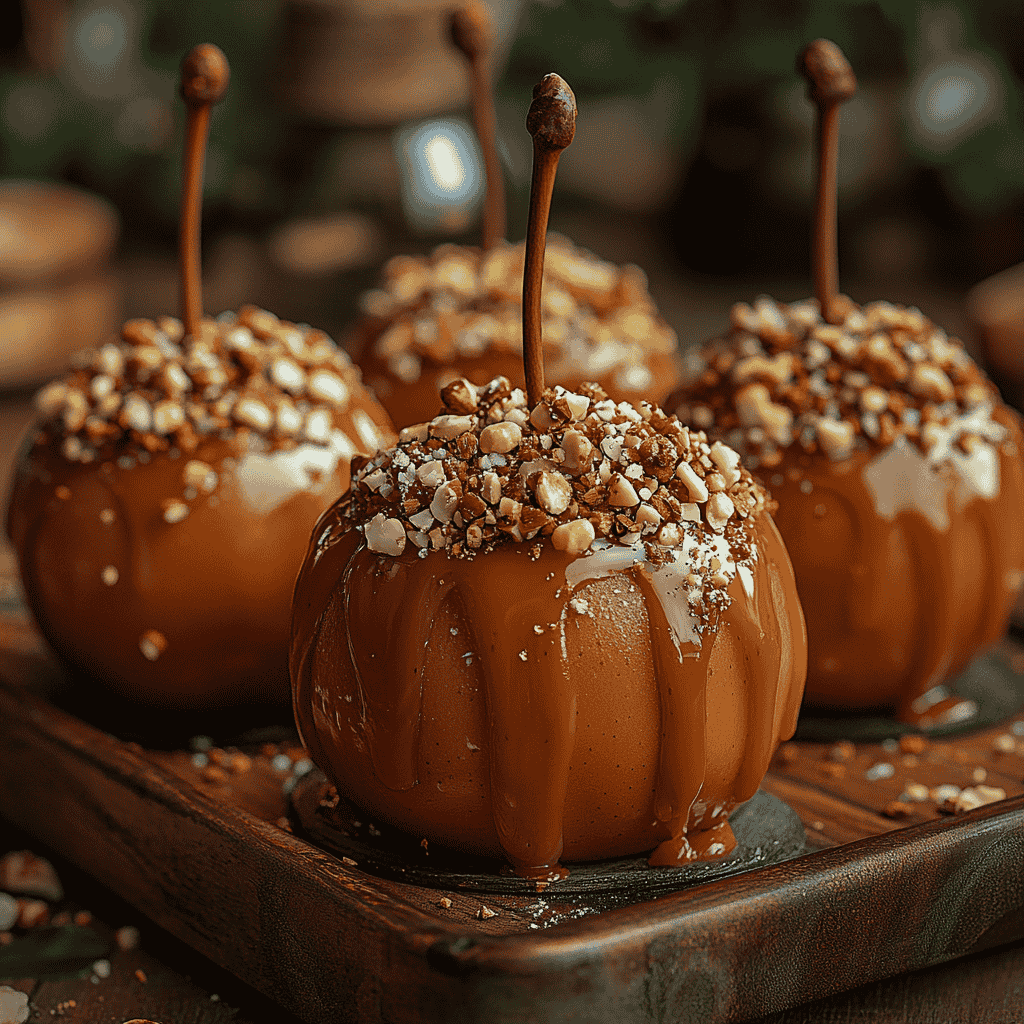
[0, 0, 1022, 319]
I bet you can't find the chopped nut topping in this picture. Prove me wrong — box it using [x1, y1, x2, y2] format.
[326, 377, 770, 627]
[356, 236, 677, 391]
[31, 308, 391, 475]
[671, 296, 1008, 470]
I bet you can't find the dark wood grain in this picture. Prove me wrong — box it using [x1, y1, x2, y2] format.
[4, 605, 1024, 1023]
[747, 939, 1024, 1024]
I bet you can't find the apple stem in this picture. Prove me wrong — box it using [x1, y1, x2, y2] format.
[179, 44, 230, 338]
[798, 39, 856, 325]
[522, 73, 576, 406]
[451, 3, 505, 251]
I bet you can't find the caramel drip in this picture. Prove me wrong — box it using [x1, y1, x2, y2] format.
[632, 568, 709, 846]
[342, 554, 455, 791]
[456, 565, 576, 875]
[290, 508, 806, 874]
[731, 587, 783, 799]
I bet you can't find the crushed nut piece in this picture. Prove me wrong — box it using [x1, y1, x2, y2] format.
[883, 801, 913, 819]
[0, 851, 63, 901]
[670, 297, 1006, 472]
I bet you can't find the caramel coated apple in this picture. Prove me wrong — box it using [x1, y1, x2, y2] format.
[351, 237, 680, 429]
[668, 296, 1024, 719]
[291, 377, 806, 875]
[7, 308, 396, 707]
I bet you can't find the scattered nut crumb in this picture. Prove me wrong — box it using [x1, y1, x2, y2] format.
[199, 764, 229, 785]
[0, 850, 63, 901]
[439, 897, 452, 909]
[898, 734, 927, 754]
[931, 784, 961, 804]
[992, 733, 1016, 754]
[827, 740, 855, 763]
[883, 801, 913, 819]
[0, 987, 29, 1024]
[17, 898, 49, 929]
[904, 782, 930, 802]
[777, 742, 799, 766]
[477, 905, 497, 920]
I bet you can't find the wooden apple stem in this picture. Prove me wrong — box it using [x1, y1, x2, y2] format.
[798, 39, 856, 325]
[451, 2, 505, 251]
[179, 44, 230, 339]
[523, 73, 576, 406]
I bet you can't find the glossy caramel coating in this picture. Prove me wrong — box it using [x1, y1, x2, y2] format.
[7, 309, 396, 708]
[292, 524, 805, 869]
[669, 296, 1024, 719]
[767, 415, 1024, 712]
[290, 380, 807, 874]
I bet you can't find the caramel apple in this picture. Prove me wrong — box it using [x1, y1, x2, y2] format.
[5, 45, 395, 709]
[667, 41, 1024, 723]
[290, 75, 807, 877]
[350, 4, 679, 428]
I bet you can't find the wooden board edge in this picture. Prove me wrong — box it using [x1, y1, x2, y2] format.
[417, 796, 1024, 1022]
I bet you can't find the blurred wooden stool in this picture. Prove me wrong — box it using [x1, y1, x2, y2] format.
[275, 0, 519, 126]
[0, 181, 119, 390]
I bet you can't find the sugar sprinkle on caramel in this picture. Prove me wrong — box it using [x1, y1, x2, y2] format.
[327, 376, 770, 622]
[673, 296, 1009, 470]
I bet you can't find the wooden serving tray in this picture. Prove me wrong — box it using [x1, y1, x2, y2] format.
[3, 596, 1024, 1024]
